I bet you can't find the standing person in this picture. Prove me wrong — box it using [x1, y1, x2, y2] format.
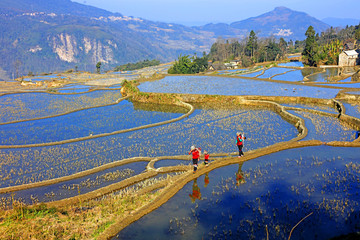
[189, 145, 201, 173]
[236, 132, 246, 157]
[204, 150, 210, 166]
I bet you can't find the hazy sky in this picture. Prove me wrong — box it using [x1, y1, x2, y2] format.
[72, 0, 360, 26]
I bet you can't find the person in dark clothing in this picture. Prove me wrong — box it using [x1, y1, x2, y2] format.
[236, 132, 246, 157]
[189, 145, 201, 173]
[336, 103, 342, 118]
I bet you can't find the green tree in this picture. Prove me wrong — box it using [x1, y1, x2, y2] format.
[302, 26, 319, 66]
[279, 37, 287, 57]
[355, 25, 360, 41]
[96, 62, 102, 74]
[245, 30, 258, 58]
[168, 54, 208, 74]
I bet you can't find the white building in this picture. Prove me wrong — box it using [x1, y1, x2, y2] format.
[338, 50, 359, 67]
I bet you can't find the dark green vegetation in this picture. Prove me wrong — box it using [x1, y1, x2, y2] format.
[168, 55, 208, 74]
[210, 23, 360, 68]
[208, 32, 288, 67]
[302, 24, 360, 66]
[114, 59, 160, 72]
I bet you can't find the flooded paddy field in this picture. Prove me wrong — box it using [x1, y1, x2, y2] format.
[0, 106, 297, 188]
[0, 161, 147, 205]
[282, 103, 338, 115]
[272, 68, 322, 82]
[306, 68, 340, 82]
[288, 111, 355, 142]
[341, 102, 360, 119]
[278, 61, 304, 67]
[115, 146, 360, 240]
[1, 64, 360, 239]
[0, 100, 186, 145]
[0, 90, 123, 123]
[256, 67, 294, 79]
[138, 76, 340, 98]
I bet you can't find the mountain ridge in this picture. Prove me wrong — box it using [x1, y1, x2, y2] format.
[0, 2, 333, 80]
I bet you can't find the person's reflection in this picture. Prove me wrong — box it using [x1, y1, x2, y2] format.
[189, 178, 201, 203]
[236, 162, 246, 186]
[204, 173, 209, 188]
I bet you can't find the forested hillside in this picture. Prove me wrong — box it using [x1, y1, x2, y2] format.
[0, 1, 334, 80]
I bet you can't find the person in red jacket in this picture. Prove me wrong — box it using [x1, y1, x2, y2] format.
[204, 150, 209, 166]
[236, 132, 246, 157]
[189, 145, 201, 173]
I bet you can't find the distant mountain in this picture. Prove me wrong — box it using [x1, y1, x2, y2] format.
[230, 7, 330, 40]
[322, 17, 360, 27]
[0, 2, 331, 80]
[0, 0, 214, 80]
[0, 0, 120, 18]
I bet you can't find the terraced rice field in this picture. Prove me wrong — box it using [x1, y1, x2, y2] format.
[1, 62, 360, 240]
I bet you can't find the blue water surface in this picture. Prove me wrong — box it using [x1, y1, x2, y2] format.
[138, 76, 341, 99]
[115, 146, 360, 240]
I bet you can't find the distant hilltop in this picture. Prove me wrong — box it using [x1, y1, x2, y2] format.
[0, 1, 335, 80]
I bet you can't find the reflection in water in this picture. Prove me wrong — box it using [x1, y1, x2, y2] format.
[116, 146, 360, 240]
[189, 178, 201, 203]
[236, 162, 245, 186]
[204, 173, 209, 187]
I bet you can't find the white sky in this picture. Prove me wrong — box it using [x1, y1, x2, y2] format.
[72, 0, 360, 26]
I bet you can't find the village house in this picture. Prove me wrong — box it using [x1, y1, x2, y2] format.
[338, 49, 360, 67]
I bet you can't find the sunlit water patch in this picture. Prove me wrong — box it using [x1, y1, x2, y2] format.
[138, 76, 340, 98]
[314, 82, 360, 88]
[0, 90, 123, 123]
[307, 68, 340, 82]
[257, 67, 293, 79]
[272, 68, 322, 82]
[278, 61, 304, 67]
[22, 75, 67, 82]
[341, 102, 360, 119]
[0, 100, 187, 145]
[115, 146, 360, 240]
[288, 110, 355, 142]
[282, 103, 338, 114]
[0, 107, 297, 187]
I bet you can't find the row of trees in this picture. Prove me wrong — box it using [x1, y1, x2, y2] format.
[302, 24, 360, 66]
[208, 31, 291, 67]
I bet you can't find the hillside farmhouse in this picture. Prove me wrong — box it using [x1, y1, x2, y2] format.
[338, 50, 360, 67]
